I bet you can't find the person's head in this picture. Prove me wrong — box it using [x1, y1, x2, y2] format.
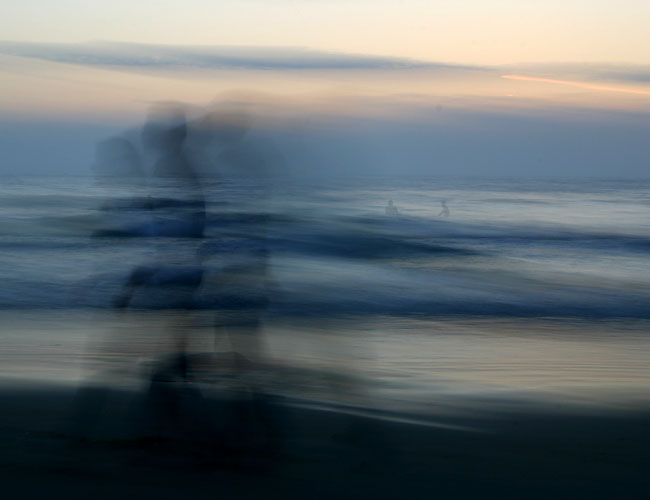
[196, 103, 251, 147]
[142, 103, 188, 155]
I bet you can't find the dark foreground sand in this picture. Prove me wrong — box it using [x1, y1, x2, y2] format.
[2, 382, 649, 500]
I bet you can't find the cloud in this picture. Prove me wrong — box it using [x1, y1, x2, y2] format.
[0, 40, 484, 72]
[504, 63, 650, 87]
[501, 74, 650, 96]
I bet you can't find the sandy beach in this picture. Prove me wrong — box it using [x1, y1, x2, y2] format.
[2, 311, 650, 499]
[3, 3, 650, 497]
[2, 381, 650, 500]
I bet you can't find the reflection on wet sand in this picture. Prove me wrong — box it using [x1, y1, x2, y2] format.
[3, 309, 650, 498]
[3, 311, 650, 413]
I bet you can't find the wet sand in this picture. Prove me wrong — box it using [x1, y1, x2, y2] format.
[2, 311, 650, 498]
[2, 381, 650, 500]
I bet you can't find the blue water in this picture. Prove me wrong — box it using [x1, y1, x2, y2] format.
[3, 175, 650, 411]
[1, 175, 650, 319]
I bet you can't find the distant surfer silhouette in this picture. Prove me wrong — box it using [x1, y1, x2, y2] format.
[385, 199, 399, 216]
[439, 200, 449, 217]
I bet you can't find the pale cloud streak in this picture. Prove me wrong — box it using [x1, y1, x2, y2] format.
[0, 41, 479, 72]
[501, 74, 650, 96]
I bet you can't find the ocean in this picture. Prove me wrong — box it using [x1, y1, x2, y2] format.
[1, 175, 650, 414]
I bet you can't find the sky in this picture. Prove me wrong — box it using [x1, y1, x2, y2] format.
[3, 0, 650, 65]
[1, 1, 650, 177]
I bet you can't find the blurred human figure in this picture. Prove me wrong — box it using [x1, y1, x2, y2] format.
[71, 104, 209, 441]
[195, 101, 281, 457]
[112, 104, 205, 306]
[142, 103, 206, 238]
[74, 99, 283, 459]
[439, 199, 450, 217]
[189, 102, 273, 362]
[118, 103, 208, 437]
[385, 199, 399, 216]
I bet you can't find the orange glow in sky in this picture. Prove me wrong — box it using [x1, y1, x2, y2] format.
[501, 74, 650, 96]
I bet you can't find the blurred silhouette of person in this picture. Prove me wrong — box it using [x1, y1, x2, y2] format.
[113, 103, 205, 307]
[385, 199, 399, 216]
[73, 99, 282, 460]
[115, 103, 208, 437]
[71, 104, 210, 441]
[190, 102, 272, 363]
[194, 101, 281, 458]
[439, 199, 450, 217]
